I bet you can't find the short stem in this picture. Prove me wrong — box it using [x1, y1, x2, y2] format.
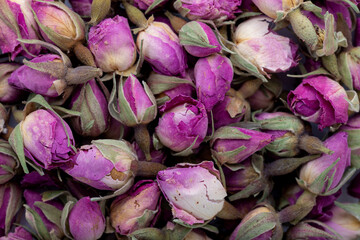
[321, 54, 341, 81]
[134, 124, 152, 161]
[164, 11, 187, 33]
[298, 134, 333, 155]
[73, 42, 96, 67]
[133, 161, 167, 177]
[64, 66, 103, 85]
[216, 201, 242, 220]
[238, 79, 263, 99]
[122, 0, 148, 28]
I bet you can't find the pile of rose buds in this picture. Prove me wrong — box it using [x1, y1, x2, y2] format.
[2, 0, 360, 239]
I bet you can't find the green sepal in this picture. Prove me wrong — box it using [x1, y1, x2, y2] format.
[52, 106, 81, 118]
[92, 139, 137, 165]
[172, 136, 199, 157]
[179, 21, 217, 49]
[145, 0, 166, 14]
[339, 51, 353, 89]
[340, 0, 359, 13]
[301, 1, 324, 19]
[286, 220, 342, 240]
[266, 155, 320, 177]
[287, 67, 331, 78]
[253, 114, 304, 134]
[321, 167, 356, 196]
[89, 0, 111, 24]
[129, 228, 166, 240]
[90, 178, 135, 201]
[228, 178, 267, 201]
[24, 204, 51, 240]
[60, 201, 75, 239]
[211, 126, 252, 143]
[34, 201, 62, 229]
[346, 90, 359, 112]
[8, 124, 28, 174]
[147, 73, 195, 95]
[335, 202, 360, 221]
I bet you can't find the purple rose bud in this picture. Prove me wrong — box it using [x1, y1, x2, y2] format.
[0, 0, 42, 60]
[234, 16, 298, 74]
[340, 114, 360, 168]
[133, 0, 168, 10]
[137, 21, 187, 77]
[0, 64, 25, 104]
[194, 54, 233, 110]
[288, 75, 349, 130]
[17, 109, 75, 170]
[339, 47, 360, 90]
[0, 140, 18, 184]
[8, 55, 67, 98]
[174, 0, 241, 22]
[155, 95, 208, 153]
[65, 140, 137, 191]
[68, 197, 105, 240]
[299, 131, 351, 194]
[0, 226, 32, 240]
[110, 180, 161, 235]
[69, 79, 109, 137]
[179, 21, 221, 57]
[0, 183, 22, 236]
[31, 0, 85, 51]
[88, 16, 137, 73]
[69, 0, 92, 16]
[157, 161, 227, 225]
[210, 126, 273, 165]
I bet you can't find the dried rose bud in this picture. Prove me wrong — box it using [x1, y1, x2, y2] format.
[0, 183, 22, 235]
[0, 64, 25, 104]
[174, 0, 241, 22]
[0, 0, 42, 60]
[340, 114, 360, 168]
[234, 16, 298, 74]
[65, 140, 137, 191]
[69, 79, 109, 137]
[14, 109, 75, 170]
[68, 197, 105, 240]
[348, 172, 360, 199]
[157, 161, 227, 225]
[110, 180, 161, 235]
[288, 75, 349, 130]
[69, 0, 92, 16]
[0, 140, 18, 184]
[88, 16, 137, 74]
[0, 226, 33, 240]
[194, 54, 233, 111]
[155, 95, 208, 153]
[339, 47, 360, 90]
[8, 55, 67, 98]
[210, 126, 273, 165]
[137, 21, 187, 77]
[179, 21, 221, 57]
[31, 0, 85, 51]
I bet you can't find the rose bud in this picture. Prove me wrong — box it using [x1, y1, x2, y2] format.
[0, 183, 22, 236]
[179, 21, 221, 57]
[174, 0, 241, 22]
[69, 79, 109, 137]
[339, 47, 360, 90]
[12, 109, 75, 170]
[65, 140, 137, 191]
[0, 226, 33, 240]
[69, 0, 92, 17]
[194, 54, 233, 111]
[340, 114, 360, 168]
[230, 204, 282, 240]
[348, 172, 360, 199]
[155, 95, 208, 154]
[210, 126, 273, 165]
[88, 16, 137, 74]
[0, 64, 25, 104]
[68, 197, 105, 240]
[0, 140, 19, 184]
[24, 189, 64, 239]
[288, 75, 349, 130]
[136, 21, 187, 77]
[133, 0, 168, 11]
[157, 161, 227, 225]
[0, 0, 42, 60]
[234, 16, 298, 74]
[110, 180, 161, 235]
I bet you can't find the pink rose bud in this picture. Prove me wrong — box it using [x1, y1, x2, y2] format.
[194, 54, 233, 110]
[17, 109, 75, 170]
[68, 197, 105, 240]
[299, 131, 351, 194]
[157, 161, 227, 225]
[0, 183, 22, 236]
[179, 21, 221, 57]
[0, 64, 25, 104]
[0, 140, 18, 184]
[69, 79, 109, 137]
[137, 21, 187, 77]
[174, 0, 241, 22]
[339, 47, 360, 90]
[31, 0, 85, 51]
[69, 0, 92, 16]
[234, 16, 298, 74]
[8, 55, 67, 98]
[0, 226, 33, 240]
[210, 126, 273, 165]
[110, 180, 161, 235]
[287, 75, 349, 130]
[65, 140, 137, 191]
[155, 95, 208, 153]
[0, 0, 42, 60]
[341, 114, 360, 168]
[88, 16, 137, 73]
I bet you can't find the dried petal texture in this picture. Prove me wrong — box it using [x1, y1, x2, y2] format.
[288, 75, 349, 130]
[88, 16, 136, 73]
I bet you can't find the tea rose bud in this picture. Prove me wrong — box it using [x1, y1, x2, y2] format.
[179, 21, 221, 57]
[68, 197, 105, 240]
[110, 180, 161, 235]
[0, 64, 25, 104]
[69, 0, 92, 17]
[0, 140, 18, 184]
[194, 54, 233, 111]
[0, 226, 32, 240]
[157, 161, 227, 225]
[88, 16, 137, 73]
[288, 75, 349, 130]
[0, 183, 22, 235]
